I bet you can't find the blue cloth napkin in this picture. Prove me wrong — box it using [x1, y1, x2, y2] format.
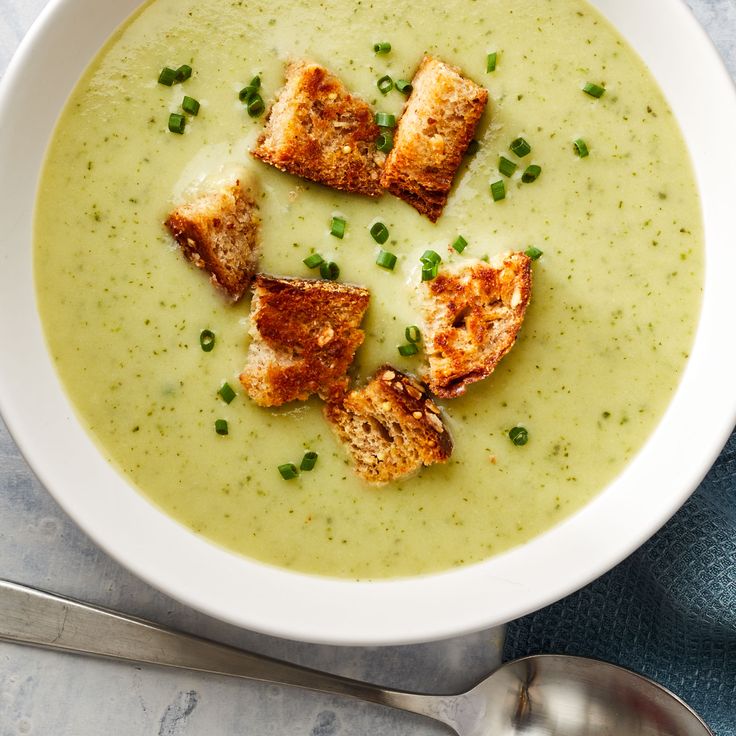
[503, 428, 736, 735]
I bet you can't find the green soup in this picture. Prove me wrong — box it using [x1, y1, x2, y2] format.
[34, 0, 703, 579]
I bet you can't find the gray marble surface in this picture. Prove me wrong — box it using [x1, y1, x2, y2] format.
[1, 1, 735, 734]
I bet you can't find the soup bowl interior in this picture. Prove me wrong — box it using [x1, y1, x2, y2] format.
[0, 0, 734, 645]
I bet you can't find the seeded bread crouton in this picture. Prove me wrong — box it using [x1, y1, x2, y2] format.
[380, 56, 488, 222]
[165, 175, 260, 301]
[240, 275, 370, 406]
[324, 366, 453, 485]
[252, 61, 385, 196]
[418, 252, 532, 398]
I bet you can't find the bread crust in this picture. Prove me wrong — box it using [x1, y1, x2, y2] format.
[165, 178, 260, 301]
[240, 275, 370, 406]
[380, 56, 488, 222]
[419, 252, 532, 398]
[324, 366, 453, 485]
[252, 61, 385, 196]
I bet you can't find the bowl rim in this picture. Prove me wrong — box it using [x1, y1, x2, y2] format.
[0, 0, 735, 646]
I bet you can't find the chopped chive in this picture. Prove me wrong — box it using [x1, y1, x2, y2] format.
[278, 463, 299, 480]
[420, 250, 442, 266]
[421, 263, 439, 281]
[303, 253, 324, 269]
[525, 246, 543, 260]
[168, 113, 186, 134]
[574, 138, 590, 158]
[405, 325, 421, 343]
[370, 222, 389, 244]
[158, 67, 177, 86]
[239, 85, 259, 103]
[330, 216, 346, 239]
[395, 79, 413, 95]
[182, 96, 200, 116]
[398, 343, 419, 357]
[247, 95, 265, 117]
[218, 382, 236, 404]
[373, 41, 391, 54]
[499, 156, 518, 177]
[490, 180, 506, 201]
[320, 261, 340, 280]
[376, 132, 393, 153]
[375, 112, 396, 128]
[376, 250, 397, 270]
[175, 64, 192, 83]
[249, 75, 261, 89]
[452, 235, 468, 254]
[377, 75, 394, 94]
[300, 452, 318, 472]
[522, 165, 542, 183]
[199, 329, 215, 352]
[510, 137, 531, 157]
[465, 139, 480, 156]
[486, 52, 498, 72]
[215, 419, 229, 436]
[509, 425, 529, 446]
[583, 82, 605, 98]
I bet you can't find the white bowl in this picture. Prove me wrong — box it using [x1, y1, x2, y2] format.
[1, 0, 735, 646]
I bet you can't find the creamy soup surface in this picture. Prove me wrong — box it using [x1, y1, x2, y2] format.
[35, 0, 703, 579]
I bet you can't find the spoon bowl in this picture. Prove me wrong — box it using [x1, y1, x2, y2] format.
[0, 580, 712, 736]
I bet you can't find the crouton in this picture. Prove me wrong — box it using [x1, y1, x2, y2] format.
[240, 275, 370, 406]
[324, 366, 453, 485]
[165, 175, 260, 301]
[418, 252, 532, 398]
[252, 61, 385, 196]
[380, 56, 488, 222]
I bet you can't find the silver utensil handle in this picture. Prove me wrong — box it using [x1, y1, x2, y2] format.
[0, 580, 439, 722]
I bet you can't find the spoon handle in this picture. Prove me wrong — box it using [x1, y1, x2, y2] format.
[0, 580, 444, 725]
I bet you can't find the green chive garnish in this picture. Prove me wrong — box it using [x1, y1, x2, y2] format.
[376, 250, 397, 270]
[278, 463, 299, 480]
[499, 156, 518, 177]
[247, 96, 265, 117]
[330, 217, 346, 239]
[215, 419, 229, 436]
[398, 343, 419, 357]
[175, 65, 192, 83]
[182, 96, 200, 116]
[465, 139, 480, 156]
[375, 112, 396, 128]
[300, 452, 318, 471]
[320, 261, 340, 280]
[510, 137, 531, 157]
[490, 180, 506, 201]
[405, 325, 421, 343]
[374, 42, 391, 54]
[574, 139, 590, 158]
[249, 75, 261, 89]
[396, 79, 413, 95]
[420, 250, 442, 266]
[522, 165, 542, 183]
[200, 329, 215, 352]
[218, 383, 236, 404]
[452, 235, 468, 254]
[370, 222, 389, 244]
[376, 132, 393, 153]
[158, 67, 177, 86]
[303, 253, 324, 269]
[525, 246, 543, 260]
[583, 82, 605, 98]
[377, 75, 393, 94]
[509, 426, 529, 446]
[421, 263, 439, 281]
[168, 113, 186, 134]
[239, 85, 259, 103]
[486, 52, 498, 72]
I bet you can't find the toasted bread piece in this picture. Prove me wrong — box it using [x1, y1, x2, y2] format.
[418, 252, 532, 398]
[324, 366, 453, 485]
[165, 176, 260, 301]
[252, 61, 385, 196]
[380, 56, 488, 222]
[240, 275, 370, 406]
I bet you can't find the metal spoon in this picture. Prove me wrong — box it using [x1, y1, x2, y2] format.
[0, 580, 712, 736]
